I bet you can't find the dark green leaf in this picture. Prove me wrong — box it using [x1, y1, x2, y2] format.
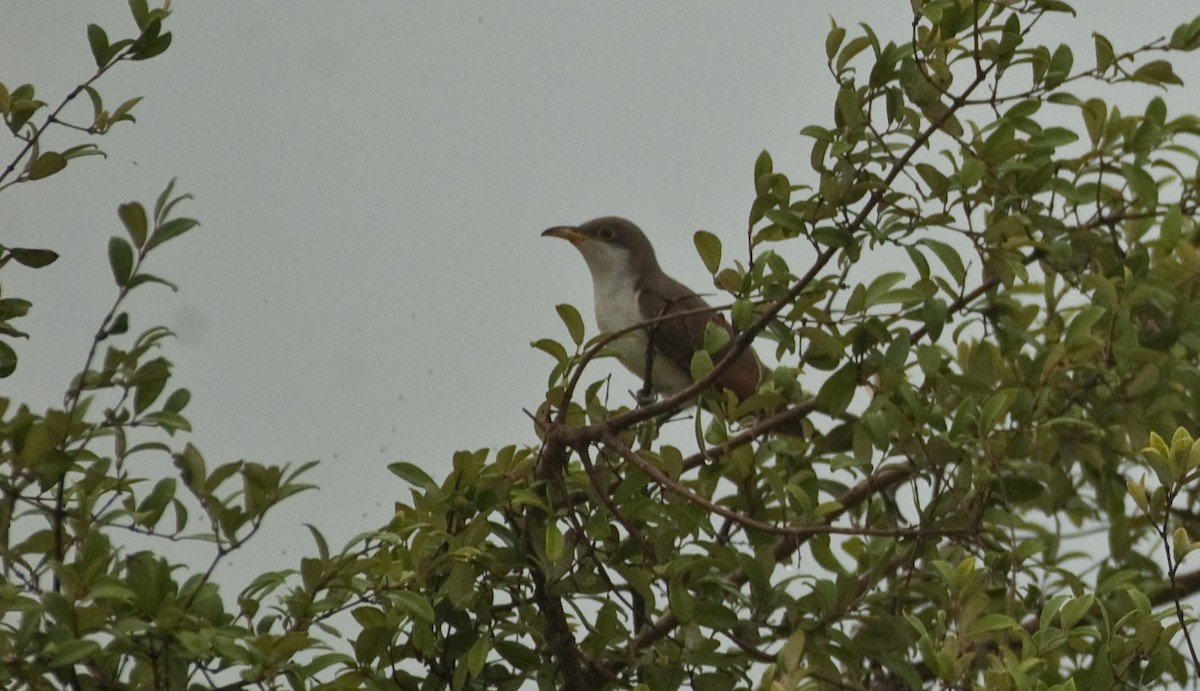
[87, 24, 110, 67]
[668, 583, 695, 623]
[812, 226, 852, 248]
[126, 273, 178, 291]
[119, 202, 148, 247]
[128, 0, 150, 27]
[7, 247, 58, 268]
[145, 216, 198, 251]
[0, 298, 31, 319]
[815, 363, 858, 416]
[133, 358, 171, 413]
[131, 32, 172, 61]
[154, 178, 179, 221]
[163, 388, 190, 414]
[1093, 33, 1115, 73]
[108, 236, 134, 286]
[0, 341, 16, 378]
[104, 312, 130, 339]
[753, 149, 773, 181]
[48, 639, 100, 669]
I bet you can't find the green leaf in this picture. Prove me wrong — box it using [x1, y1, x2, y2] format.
[1130, 60, 1183, 87]
[126, 273, 178, 291]
[545, 522, 564, 561]
[1093, 33, 1115, 73]
[1121, 163, 1158, 206]
[28, 151, 66, 180]
[1045, 44, 1073, 87]
[1064, 305, 1106, 346]
[87, 24, 110, 67]
[531, 338, 568, 366]
[811, 225, 853, 248]
[965, 613, 1019, 636]
[133, 358, 171, 413]
[110, 96, 142, 125]
[108, 236, 134, 287]
[145, 216, 199, 252]
[668, 583, 695, 623]
[825, 21, 846, 61]
[141, 410, 191, 434]
[555, 303, 585, 346]
[387, 461, 435, 488]
[702, 320, 730, 354]
[916, 239, 964, 285]
[1080, 98, 1106, 145]
[466, 635, 490, 677]
[128, 0, 150, 27]
[764, 208, 807, 234]
[7, 247, 59, 268]
[815, 363, 858, 416]
[134, 33, 172, 61]
[0, 298, 31, 320]
[119, 202, 148, 247]
[863, 272, 906, 308]
[690, 349, 714, 383]
[104, 311, 130, 339]
[135, 477, 176, 527]
[0, 341, 16, 378]
[163, 388, 190, 414]
[753, 149, 773, 181]
[837, 35, 873, 74]
[154, 178, 178, 221]
[1059, 593, 1094, 629]
[48, 639, 100, 669]
[693, 230, 722, 274]
[394, 590, 435, 624]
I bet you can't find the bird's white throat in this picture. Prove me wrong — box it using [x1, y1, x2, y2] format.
[578, 242, 643, 334]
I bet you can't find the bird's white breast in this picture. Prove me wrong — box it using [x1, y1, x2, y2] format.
[580, 242, 691, 394]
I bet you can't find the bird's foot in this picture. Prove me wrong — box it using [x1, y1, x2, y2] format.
[633, 387, 657, 408]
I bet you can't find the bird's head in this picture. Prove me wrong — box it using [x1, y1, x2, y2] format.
[541, 217, 660, 279]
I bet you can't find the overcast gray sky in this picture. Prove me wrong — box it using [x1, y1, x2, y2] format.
[3, 3, 1196, 586]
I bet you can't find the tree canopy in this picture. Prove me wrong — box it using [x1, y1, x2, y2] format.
[3, 1, 1200, 689]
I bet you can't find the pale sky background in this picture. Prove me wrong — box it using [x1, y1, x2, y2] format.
[2, 4, 1198, 588]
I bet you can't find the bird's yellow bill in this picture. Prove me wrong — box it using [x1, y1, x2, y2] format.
[541, 226, 588, 246]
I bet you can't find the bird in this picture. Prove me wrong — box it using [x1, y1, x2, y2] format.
[541, 216, 768, 409]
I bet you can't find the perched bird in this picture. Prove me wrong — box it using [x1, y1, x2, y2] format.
[541, 217, 766, 405]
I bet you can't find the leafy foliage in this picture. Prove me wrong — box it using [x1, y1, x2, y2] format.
[5, 1, 1200, 690]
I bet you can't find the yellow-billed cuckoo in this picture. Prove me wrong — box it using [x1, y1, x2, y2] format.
[542, 217, 766, 404]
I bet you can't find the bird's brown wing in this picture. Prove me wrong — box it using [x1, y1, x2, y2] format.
[638, 275, 764, 400]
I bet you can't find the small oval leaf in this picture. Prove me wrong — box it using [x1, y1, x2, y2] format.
[119, 202, 148, 247]
[108, 236, 134, 286]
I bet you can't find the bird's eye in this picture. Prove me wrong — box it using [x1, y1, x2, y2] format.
[597, 226, 616, 241]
